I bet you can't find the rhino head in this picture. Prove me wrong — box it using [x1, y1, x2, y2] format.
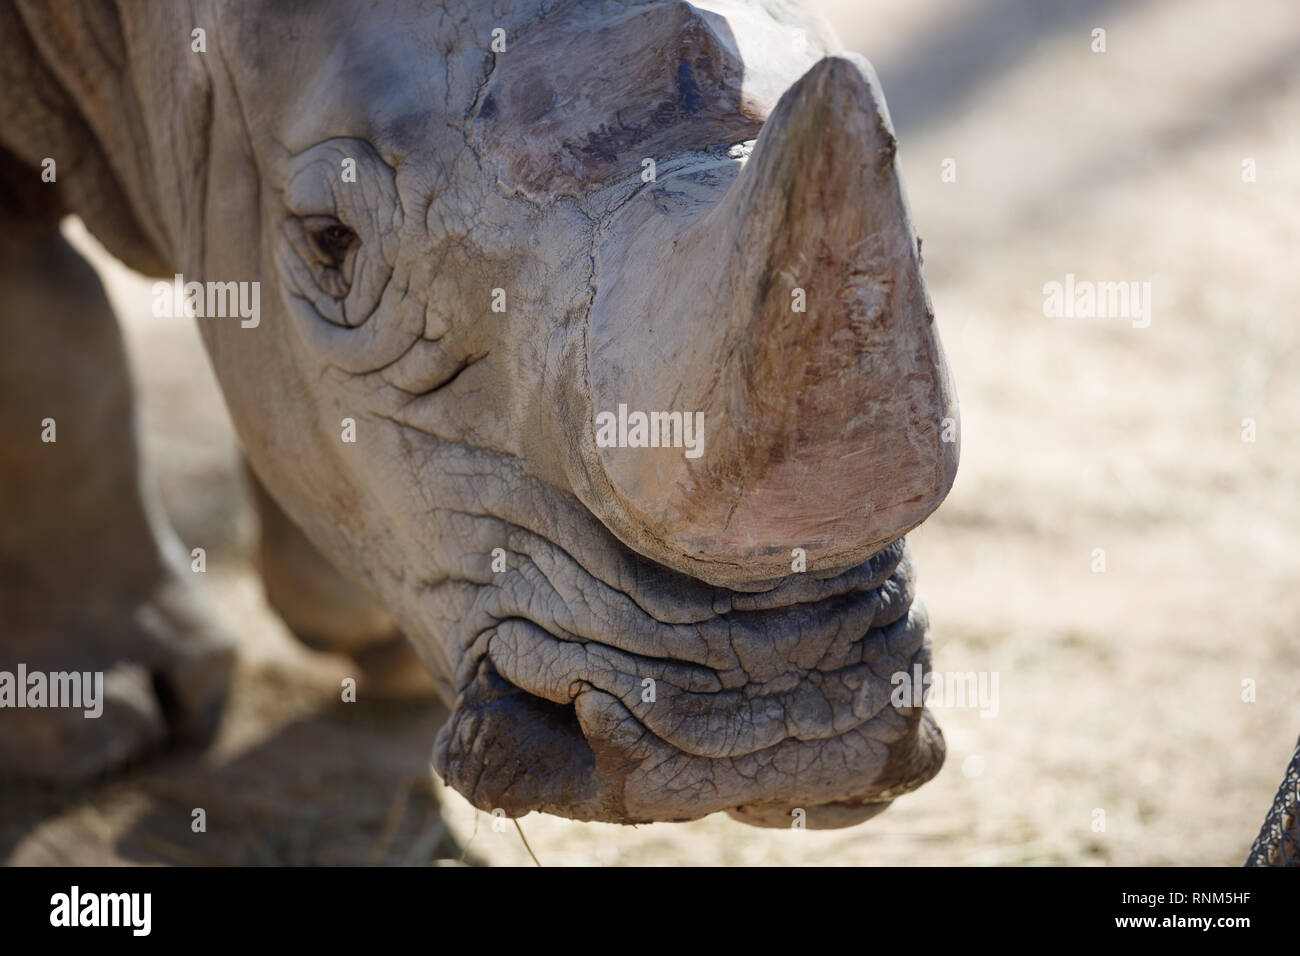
[66, 0, 960, 826]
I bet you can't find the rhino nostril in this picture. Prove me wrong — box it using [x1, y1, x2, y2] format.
[433, 663, 600, 818]
[509, 686, 590, 761]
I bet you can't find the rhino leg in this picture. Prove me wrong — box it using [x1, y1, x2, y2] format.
[0, 164, 235, 782]
[247, 463, 433, 699]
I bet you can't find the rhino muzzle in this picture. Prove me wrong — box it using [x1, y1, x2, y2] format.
[432, 537, 945, 827]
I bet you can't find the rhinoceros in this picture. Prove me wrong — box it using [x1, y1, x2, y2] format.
[0, 0, 958, 828]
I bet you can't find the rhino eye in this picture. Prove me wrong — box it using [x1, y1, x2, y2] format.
[306, 217, 358, 267]
[300, 216, 359, 298]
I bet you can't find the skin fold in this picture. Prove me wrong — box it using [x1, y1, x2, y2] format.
[0, 0, 957, 827]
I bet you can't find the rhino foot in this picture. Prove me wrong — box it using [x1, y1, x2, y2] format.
[0, 573, 236, 784]
[0, 205, 234, 783]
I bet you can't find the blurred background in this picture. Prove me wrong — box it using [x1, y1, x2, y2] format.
[4, 0, 1297, 864]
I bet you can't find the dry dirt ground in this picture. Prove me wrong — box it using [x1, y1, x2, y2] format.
[4, 0, 1298, 865]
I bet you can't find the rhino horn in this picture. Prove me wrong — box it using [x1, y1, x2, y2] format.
[579, 55, 959, 587]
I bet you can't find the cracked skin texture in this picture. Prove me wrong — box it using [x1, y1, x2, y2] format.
[435, 537, 945, 825]
[0, 0, 955, 826]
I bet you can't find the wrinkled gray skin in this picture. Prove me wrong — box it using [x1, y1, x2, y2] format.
[0, 0, 956, 827]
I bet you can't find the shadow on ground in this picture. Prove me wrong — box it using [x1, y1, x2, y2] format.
[2, 691, 467, 866]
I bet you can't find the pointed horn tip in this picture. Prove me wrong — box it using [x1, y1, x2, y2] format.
[767, 53, 898, 162]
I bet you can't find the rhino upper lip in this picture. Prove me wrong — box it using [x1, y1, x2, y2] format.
[479, 568, 917, 760]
